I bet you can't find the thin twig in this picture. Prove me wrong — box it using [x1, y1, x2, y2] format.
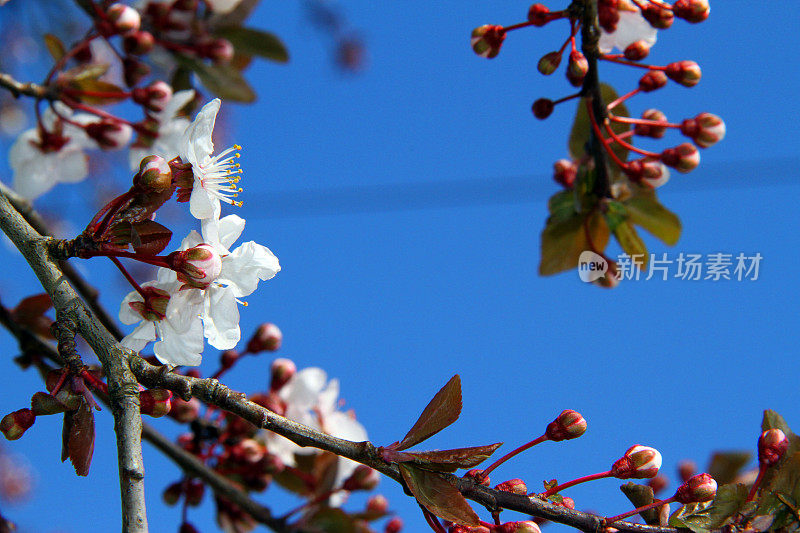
[0, 72, 57, 100]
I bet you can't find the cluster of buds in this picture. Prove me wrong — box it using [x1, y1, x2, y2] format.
[448, 520, 542, 533]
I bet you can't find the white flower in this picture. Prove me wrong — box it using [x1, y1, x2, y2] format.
[164, 212, 280, 349]
[10, 103, 97, 199]
[263, 368, 368, 504]
[206, 0, 243, 14]
[599, 7, 657, 54]
[179, 98, 244, 220]
[118, 274, 205, 366]
[128, 89, 195, 170]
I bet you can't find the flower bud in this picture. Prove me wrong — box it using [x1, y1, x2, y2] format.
[233, 438, 265, 464]
[140, 389, 172, 418]
[758, 428, 789, 467]
[123, 57, 151, 87]
[505, 521, 542, 533]
[163, 481, 183, 505]
[545, 409, 587, 441]
[638, 70, 667, 92]
[624, 40, 650, 61]
[647, 474, 669, 495]
[675, 473, 717, 503]
[680, 112, 725, 148]
[527, 4, 551, 26]
[123, 30, 155, 55]
[538, 51, 562, 75]
[179, 523, 199, 533]
[202, 38, 235, 64]
[247, 323, 283, 354]
[0, 409, 35, 440]
[598, 4, 620, 33]
[566, 50, 588, 87]
[532, 98, 554, 120]
[132, 81, 173, 112]
[171, 244, 223, 289]
[269, 357, 296, 392]
[553, 159, 577, 188]
[672, 0, 710, 23]
[626, 159, 670, 188]
[107, 3, 141, 34]
[385, 517, 403, 533]
[634, 109, 668, 138]
[641, 4, 674, 29]
[678, 460, 696, 482]
[135, 154, 173, 192]
[471, 25, 506, 59]
[611, 445, 662, 479]
[560, 496, 575, 509]
[367, 494, 389, 514]
[343, 465, 380, 491]
[85, 120, 133, 150]
[220, 350, 240, 370]
[495, 478, 527, 495]
[45, 370, 82, 410]
[665, 61, 702, 87]
[185, 479, 205, 506]
[661, 143, 699, 173]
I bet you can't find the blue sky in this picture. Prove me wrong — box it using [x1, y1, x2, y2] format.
[0, 1, 798, 531]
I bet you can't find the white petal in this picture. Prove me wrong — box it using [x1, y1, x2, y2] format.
[189, 185, 220, 220]
[153, 316, 204, 366]
[164, 287, 204, 333]
[317, 378, 340, 415]
[161, 90, 195, 121]
[202, 286, 240, 349]
[281, 368, 328, 409]
[217, 214, 245, 251]
[219, 241, 280, 297]
[599, 9, 657, 53]
[205, 0, 242, 14]
[55, 146, 90, 183]
[179, 229, 204, 251]
[121, 321, 157, 352]
[180, 98, 220, 165]
[119, 290, 144, 325]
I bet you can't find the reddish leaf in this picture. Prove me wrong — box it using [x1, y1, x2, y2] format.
[31, 392, 68, 416]
[399, 463, 479, 526]
[396, 375, 461, 451]
[402, 443, 503, 473]
[43, 33, 66, 62]
[304, 507, 359, 533]
[130, 220, 173, 255]
[12, 294, 54, 339]
[61, 400, 95, 476]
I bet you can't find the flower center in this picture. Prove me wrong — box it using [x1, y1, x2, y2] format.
[197, 144, 244, 207]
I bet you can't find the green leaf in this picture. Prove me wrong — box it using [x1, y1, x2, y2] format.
[44, 34, 66, 62]
[396, 375, 461, 451]
[568, 83, 630, 163]
[214, 27, 289, 63]
[620, 482, 660, 525]
[762, 409, 793, 435]
[305, 507, 359, 533]
[613, 221, 648, 268]
[398, 463, 480, 526]
[547, 190, 577, 223]
[603, 200, 628, 233]
[625, 186, 681, 245]
[757, 452, 800, 527]
[539, 209, 609, 276]
[64, 63, 109, 82]
[670, 483, 748, 532]
[174, 54, 256, 103]
[68, 79, 127, 106]
[402, 443, 503, 473]
[707, 451, 752, 485]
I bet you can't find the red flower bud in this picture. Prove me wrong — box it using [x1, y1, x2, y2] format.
[184, 479, 204, 506]
[132, 81, 173, 112]
[641, 4, 674, 29]
[367, 494, 389, 514]
[465, 468, 490, 486]
[634, 109, 668, 139]
[471, 25, 506, 59]
[560, 496, 575, 509]
[85, 120, 133, 150]
[220, 350, 240, 370]
[269, 357, 296, 391]
[678, 460, 696, 482]
[0, 409, 35, 440]
[598, 4, 620, 33]
[624, 40, 650, 61]
[163, 481, 183, 505]
[553, 159, 577, 189]
[171, 244, 223, 289]
[626, 159, 669, 188]
[123, 57, 151, 87]
[139, 389, 172, 418]
[123, 30, 155, 55]
[202, 38, 235, 64]
[758, 428, 789, 467]
[495, 478, 527, 495]
[675, 473, 717, 503]
[545, 409, 587, 441]
[661, 143, 699, 173]
[538, 51, 563, 75]
[343, 465, 380, 491]
[665, 61, 702, 87]
[385, 516, 403, 533]
[134, 154, 173, 192]
[611, 445, 662, 479]
[566, 51, 588, 87]
[169, 397, 200, 423]
[232, 438, 265, 464]
[638, 70, 668, 92]
[527, 4, 551, 26]
[680, 112, 725, 148]
[532, 98, 554, 120]
[505, 521, 542, 533]
[672, 0, 710, 23]
[107, 3, 141, 34]
[647, 474, 669, 495]
[247, 323, 283, 354]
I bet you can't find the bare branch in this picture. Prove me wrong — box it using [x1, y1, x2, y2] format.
[0, 72, 57, 100]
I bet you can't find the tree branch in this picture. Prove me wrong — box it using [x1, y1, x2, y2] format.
[0, 72, 57, 100]
[0, 190, 148, 532]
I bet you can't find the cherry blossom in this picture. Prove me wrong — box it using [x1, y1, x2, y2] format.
[179, 98, 244, 220]
[118, 275, 205, 366]
[10, 103, 97, 199]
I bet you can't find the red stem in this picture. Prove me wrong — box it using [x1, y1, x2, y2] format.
[542, 470, 612, 497]
[746, 465, 767, 502]
[480, 434, 548, 480]
[601, 56, 665, 70]
[85, 250, 171, 269]
[606, 88, 639, 111]
[585, 100, 628, 170]
[605, 495, 677, 525]
[609, 114, 679, 129]
[604, 123, 660, 158]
